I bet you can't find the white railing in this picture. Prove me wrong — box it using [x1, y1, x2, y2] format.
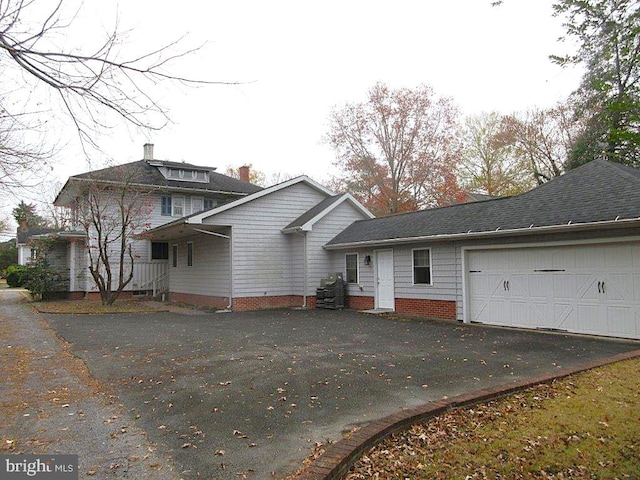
[130, 261, 169, 294]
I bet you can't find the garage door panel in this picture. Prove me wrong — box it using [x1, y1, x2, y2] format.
[467, 242, 640, 339]
[552, 274, 576, 300]
[577, 303, 601, 333]
[576, 275, 599, 300]
[553, 303, 575, 331]
[531, 301, 552, 327]
[510, 301, 531, 327]
[605, 274, 633, 301]
[606, 306, 636, 336]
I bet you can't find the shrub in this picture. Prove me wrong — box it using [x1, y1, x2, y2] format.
[5, 264, 29, 287]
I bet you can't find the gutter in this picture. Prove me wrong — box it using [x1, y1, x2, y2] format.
[323, 217, 640, 250]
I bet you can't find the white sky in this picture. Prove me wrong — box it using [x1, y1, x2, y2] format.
[4, 0, 582, 235]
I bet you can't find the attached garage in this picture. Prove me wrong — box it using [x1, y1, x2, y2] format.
[326, 159, 640, 340]
[466, 240, 640, 339]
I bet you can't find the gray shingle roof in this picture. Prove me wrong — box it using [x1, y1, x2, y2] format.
[326, 160, 640, 247]
[283, 195, 345, 231]
[16, 226, 57, 244]
[72, 160, 262, 195]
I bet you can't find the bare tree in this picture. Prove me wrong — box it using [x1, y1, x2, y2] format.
[0, 0, 235, 191]
[72, 169, 153, 305]
[499, 104, 581, 184]
[325, 82, 462, 216]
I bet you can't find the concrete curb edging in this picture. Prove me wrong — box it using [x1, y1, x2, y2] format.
[294, 349, 640, 480]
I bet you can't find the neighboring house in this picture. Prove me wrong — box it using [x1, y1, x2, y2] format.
[51, 144, 263, 297]
[16, 226, 57, 265]
[324, 159, 640, 340]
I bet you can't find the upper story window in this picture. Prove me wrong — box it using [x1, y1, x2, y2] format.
[191, 197, 204, 213]
[166, 167, 209, 183]
[204, 199, 216, 210]
[161, 196, 172, 216]
[172, 196, 185, 216]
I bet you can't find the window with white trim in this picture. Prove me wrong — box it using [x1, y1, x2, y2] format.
[187, 242, 194, 267]
[412, 248, 432, 285]
[191, 197, 204, 213]
[172, 244, 178, 268]
[345, 253, 358, 284]
[161, 196, 172, 216]
[204, 198, 215, 210]
[172, 196, 185, 216]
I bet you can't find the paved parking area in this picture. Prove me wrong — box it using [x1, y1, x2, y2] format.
[46, 308, 638, 479]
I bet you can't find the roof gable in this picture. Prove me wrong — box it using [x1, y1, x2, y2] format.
[326, 160, 640, 248]
[281, 193, 374, 233]
[186, 176, 335, 225]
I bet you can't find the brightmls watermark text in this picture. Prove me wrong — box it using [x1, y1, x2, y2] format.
[0, 455, 77, 479]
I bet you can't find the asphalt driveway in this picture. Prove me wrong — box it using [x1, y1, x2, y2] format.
[45, 308, 638, 479]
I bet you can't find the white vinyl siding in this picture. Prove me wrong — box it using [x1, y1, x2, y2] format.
[306, 201, 368, 296]
[394, 244, 458, 302]
[201, 183, 327, 297]
[169, 234, 230, 298]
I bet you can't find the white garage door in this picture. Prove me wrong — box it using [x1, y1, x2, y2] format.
[468, 241, 640, 339]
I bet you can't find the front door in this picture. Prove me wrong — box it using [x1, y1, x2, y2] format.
[375, 249, 395, 310]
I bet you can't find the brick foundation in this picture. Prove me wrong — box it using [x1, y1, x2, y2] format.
[169, 292, 229, 309]
[395, 298, 456, 320]
[346, 295, 375, 310]
[232, 295, 306, 312]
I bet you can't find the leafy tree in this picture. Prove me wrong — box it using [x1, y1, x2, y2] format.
[12, 200, 48, 227]
[460, 112, 532, 196]
[0, 239, 18, 272]
[325, 82, 463, 216]
[552, 0, 640, 167]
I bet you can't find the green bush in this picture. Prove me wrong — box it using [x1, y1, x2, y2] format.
[5, 264, 29, 287]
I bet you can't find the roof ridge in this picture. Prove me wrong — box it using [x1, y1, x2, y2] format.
[604, 159, 640, 182]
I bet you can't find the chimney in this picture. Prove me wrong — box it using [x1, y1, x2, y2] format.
[239, 165, 250, 183]
[143, 143, 154, 160]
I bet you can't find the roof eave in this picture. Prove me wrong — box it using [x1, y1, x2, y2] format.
[323, 217, 640, 250]
[54, 177, 251, 207]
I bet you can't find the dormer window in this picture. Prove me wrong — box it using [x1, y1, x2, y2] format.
[165, 167, 208, 183]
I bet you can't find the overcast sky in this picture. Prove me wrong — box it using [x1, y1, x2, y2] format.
[6, 0, 583, 235]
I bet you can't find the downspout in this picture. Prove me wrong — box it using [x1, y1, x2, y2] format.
[302, 231, 308, 308]
[227, 226, 233, 310]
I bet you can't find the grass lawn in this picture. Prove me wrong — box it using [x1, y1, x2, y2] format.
[32, 299, 167, 314]
[345, 358, 640, 479]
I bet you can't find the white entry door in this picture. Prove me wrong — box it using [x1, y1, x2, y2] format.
[376, 250, 395, 310]
[467, 241, 640, 339]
